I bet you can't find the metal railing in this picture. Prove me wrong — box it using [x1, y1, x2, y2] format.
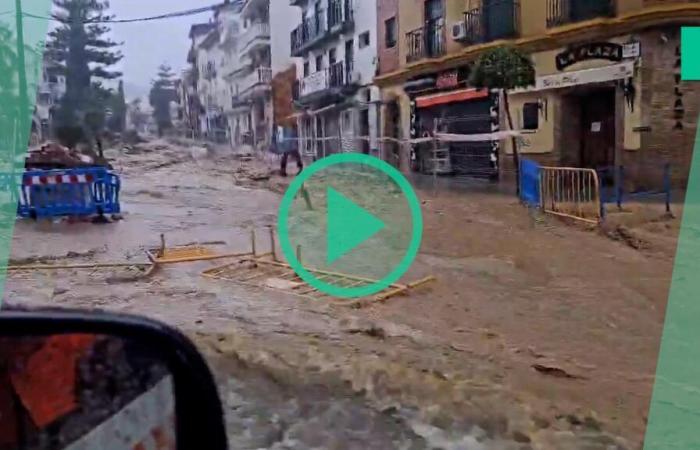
[290, 11, 327, 56]
[240, 22, 270, 54]
[406, 20, 445, 63]
[597, 164, 672, 216]
[239, 67, 272, 97]
[547, 0, 614, 28]
[328, 0, 353, 30]
[540, 166, 602, 224]
[296, 61, 347, 99]
[464, 0, 520, 43]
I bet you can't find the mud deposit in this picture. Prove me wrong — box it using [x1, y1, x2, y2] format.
[4, 138, 679, 449]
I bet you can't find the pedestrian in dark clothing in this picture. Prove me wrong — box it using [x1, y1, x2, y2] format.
[277, 126, 303, 177]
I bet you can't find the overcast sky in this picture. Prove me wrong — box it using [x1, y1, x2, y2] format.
[107, 0, 216, 99]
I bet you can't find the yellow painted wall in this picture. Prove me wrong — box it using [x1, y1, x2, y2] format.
[505, 33, 644, 154]
[520, 0, 548, 37]
[505, 91, 556, 155]
[397, 0, 424, 65]
[391, 0, 685, 74]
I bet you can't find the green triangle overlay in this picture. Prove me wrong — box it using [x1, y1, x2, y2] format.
[644, 27, 700, 449]
[326, 187, 385, 265]
[0, 0, 52, 308]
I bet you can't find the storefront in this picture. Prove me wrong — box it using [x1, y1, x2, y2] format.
[396, 66, 501, 179]
[507, 29, 699, 189]
[507, 39, 639, 172]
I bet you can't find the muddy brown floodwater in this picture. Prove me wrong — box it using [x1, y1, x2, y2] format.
[3, 137, 680, 449]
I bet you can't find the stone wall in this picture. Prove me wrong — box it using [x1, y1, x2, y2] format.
[634, 27, 700, 189]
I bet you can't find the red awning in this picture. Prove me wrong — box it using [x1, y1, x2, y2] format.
[416, 88, 489, 108]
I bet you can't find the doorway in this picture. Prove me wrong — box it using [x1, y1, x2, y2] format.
[359, 108, 370, 154]
[579, 88, 616, 171]
[344, 39, 354, 78]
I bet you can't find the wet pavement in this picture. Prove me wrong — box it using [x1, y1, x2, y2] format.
[3, 137, 676, 449]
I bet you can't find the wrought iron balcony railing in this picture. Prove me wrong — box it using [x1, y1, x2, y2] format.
[547, 0, 614, 28]
[328, 0, 353, 30]
[464, 0, 520, 44]
[290, 12, 327, 56]
[406, 19, 445, 63]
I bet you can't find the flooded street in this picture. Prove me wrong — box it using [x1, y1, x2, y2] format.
[4, 138, 677, 449]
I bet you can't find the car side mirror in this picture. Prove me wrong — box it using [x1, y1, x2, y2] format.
[0, 309, 228, 450]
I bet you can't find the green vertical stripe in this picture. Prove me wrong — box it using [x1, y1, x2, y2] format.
[0, 0, 51, 307]
[645, 28, 700, 448]
[682, 27, 700, 81]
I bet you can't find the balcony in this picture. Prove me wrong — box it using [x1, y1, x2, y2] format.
[327, 0, 354, 33]
[464, 0, 520, 44]
[239, 67, 272, 100]
[293, 61, 353, 104]
[406, 20, 445, 63]
[547, 0, 614, 28]
[239, 22, 271, 58]
[291, 13, 327, 57]
[203, 62, 217, 81]
[290, 0, 353, 57]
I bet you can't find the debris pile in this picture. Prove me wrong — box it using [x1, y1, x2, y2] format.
[25, 142, 111, 170]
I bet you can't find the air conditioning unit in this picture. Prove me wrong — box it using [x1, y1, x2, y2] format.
[349, 71, 362, 84]
[451, 21, 468, 41]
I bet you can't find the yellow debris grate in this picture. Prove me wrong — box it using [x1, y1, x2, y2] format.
[158, 246, 216, 261]
[201, 255, 435, 307]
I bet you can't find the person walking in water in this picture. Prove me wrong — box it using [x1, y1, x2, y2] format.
[276, 123, 303, 177]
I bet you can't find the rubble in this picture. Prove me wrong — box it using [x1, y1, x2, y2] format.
[25, 142, 111, 170]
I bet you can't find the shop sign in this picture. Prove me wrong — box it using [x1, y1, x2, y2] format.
[535, 61, 635, 91]
[622, 41, 641, 59]
[436, 70, 459, 89]
[556, 42, 623, 71]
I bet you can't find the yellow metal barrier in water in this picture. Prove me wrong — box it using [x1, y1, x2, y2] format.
[540, 166, 601, 224]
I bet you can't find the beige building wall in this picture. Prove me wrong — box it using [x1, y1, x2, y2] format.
[378, 0, 700, 185]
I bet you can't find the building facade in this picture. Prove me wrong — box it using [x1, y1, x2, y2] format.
[225, 0, 274, 150]
[375, 0, 700, 188]
[290, 0, 380, 159]
[187, 22, 217, 140]
[31, 57, 67, 144]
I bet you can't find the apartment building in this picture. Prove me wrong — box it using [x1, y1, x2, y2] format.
[376, 0, 700, 188]
[290, 0, 380, 158]
[187, 22, 218, 139]
[223, 0, 274, 150]
[31, 57, 66, 143]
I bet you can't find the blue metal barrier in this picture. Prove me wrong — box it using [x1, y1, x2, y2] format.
[519, 158, 541, 207]
[597, 164, 671, 216]
[14, 167, 121, 219]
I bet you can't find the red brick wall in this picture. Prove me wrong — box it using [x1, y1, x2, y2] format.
[377, 0, 400, 75]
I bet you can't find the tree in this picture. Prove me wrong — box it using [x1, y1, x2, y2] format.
[46, 0, 123, 132]
[470, 47, 535, 193]
[106, 80, 126, 132]
[0, 24, 44, 162]
[149, 63, 178, 137]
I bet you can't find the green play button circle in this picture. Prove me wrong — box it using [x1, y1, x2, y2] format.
[278, 153, 423, 298]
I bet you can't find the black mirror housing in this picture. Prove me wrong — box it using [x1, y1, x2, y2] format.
[0, 310, 228, 450]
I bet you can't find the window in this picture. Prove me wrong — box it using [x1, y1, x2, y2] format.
[315, 54, 324, 71]
[523, 102, 540, 130]
[303, 61, 310, 77]
[385, 17, 397, 48]
[359, 31, 370, 49]
[329, 48, 337, 65]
